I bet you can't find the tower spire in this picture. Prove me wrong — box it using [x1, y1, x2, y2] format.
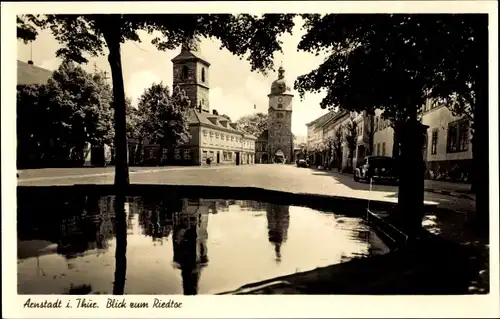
[278, 63, 285, 79]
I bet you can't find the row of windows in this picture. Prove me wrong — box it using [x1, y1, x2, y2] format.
[356, 124, 363, 137]
[374, 116, 390, 132]
[202, 130, 255, 148]
[430, 119, 469, 155]
[201, 150, 255, 162]
[181, 65, 207, 83]
[374, 142, 387, 156]
[159, 148, 191, 161]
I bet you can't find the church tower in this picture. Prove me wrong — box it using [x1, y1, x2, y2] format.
[267, 65, 294, 164]
[171, 37, 210, 113]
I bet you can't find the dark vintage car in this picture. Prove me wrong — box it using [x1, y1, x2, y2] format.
[354, 156, 398, 184]
[296, 159, 308, 168]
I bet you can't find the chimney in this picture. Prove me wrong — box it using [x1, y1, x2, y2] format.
[27, 60, 34, 65]
[212, 109, 218, 115]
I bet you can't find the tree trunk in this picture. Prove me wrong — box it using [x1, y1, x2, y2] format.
[472, 34, 488, 230]
[102, 24, 129, 189]
[392, 119, 427, 234]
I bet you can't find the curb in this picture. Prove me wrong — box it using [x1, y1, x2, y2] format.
[423, 188, 475, 201]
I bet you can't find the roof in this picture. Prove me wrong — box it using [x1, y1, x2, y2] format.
[171, 50, 210, 66]
[306, 111, 338, 128]
[17, 60, 53, 85]
[323, 110, 350, 127]
[188, 109, 256, 139]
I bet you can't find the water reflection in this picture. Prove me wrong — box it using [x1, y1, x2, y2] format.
[266, 204, 290, 262]
[17, 192, 389, 295]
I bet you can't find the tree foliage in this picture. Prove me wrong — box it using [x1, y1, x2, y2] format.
[219, 114, 232, 122]
[136, 83, 191, 148]
[17, 13, 296, 186]
[236, 112, 269, 137]
[45, 61, 114, 149]
[17, 62, 114, 167]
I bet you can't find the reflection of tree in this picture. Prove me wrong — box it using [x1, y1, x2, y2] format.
[172, 199, 209, 295]
[266, 203, 290, 262]
[113, 193, 127, 295]
[57, 195, 114, 257]
[137, 197, 179, 243]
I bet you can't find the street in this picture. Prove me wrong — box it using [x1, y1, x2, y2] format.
[17, 164, 475, 214]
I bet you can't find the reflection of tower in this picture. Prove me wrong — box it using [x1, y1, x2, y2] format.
[266, 203, 290, 262]
[172, 199, 209, 295]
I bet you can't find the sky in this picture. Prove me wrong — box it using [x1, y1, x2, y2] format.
[16, 16, 330, 137]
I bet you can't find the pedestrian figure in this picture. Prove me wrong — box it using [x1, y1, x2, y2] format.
[206, 157, 211, 165]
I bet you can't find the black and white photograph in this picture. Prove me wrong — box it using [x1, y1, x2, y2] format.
[2, 1, 499, 318]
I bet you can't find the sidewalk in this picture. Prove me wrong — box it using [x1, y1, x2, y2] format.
[331, 169, 475, 201]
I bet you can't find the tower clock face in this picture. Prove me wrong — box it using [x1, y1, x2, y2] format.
[278, 97, 283, 102]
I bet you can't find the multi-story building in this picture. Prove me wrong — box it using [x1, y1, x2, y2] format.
[308, 109, 373, 170]
[134, 38, 257, 166]
[371, 100, 472, 182]
[255, 65, 295, 164]
[305, 111, 337, 166]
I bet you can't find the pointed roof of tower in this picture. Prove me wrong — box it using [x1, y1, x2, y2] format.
[171, 36, 210, 66]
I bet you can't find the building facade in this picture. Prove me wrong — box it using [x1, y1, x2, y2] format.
[308, 109, 373, 171]
[130, 38, 256, 166]
[370, 101, 472, 182]
[255, 66, 294, 164]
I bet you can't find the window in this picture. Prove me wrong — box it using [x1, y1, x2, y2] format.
[210, 132, 214, 138]
[183, 150, 191, 160]
[447, 120, 469, 153]
[377, 143, 380, 156]
[223, 152, 228, 161]
[202, 150, 208, 160]
[216, 133, 220, 139]
[276, 112, 284, 119]
[174, 149, 181, 160]
[277, 103, 283, 108]
[201, 67, 206, 82]
[182, 66, 189, 80]
[382, 142, 386, 156]
[203, 130, 208, 137]
[431, 130, 438, 155]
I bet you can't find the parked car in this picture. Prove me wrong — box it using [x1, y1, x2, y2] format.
[296, 159, 308, 168]
[353, 156, 398, 184]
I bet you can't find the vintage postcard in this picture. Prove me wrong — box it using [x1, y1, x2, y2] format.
[2, 1, 499, 318]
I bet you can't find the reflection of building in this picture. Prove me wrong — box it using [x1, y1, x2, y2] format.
[172, 199, 210, 295]
[266, 203, 290, 262]
[255, 65, 294, 164]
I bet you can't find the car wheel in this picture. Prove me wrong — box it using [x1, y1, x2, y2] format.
[354, 172, 359, 182]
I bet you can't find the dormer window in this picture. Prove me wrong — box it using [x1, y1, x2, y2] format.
[201, 67, 206, 82]
[182, 66, 189, 80]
